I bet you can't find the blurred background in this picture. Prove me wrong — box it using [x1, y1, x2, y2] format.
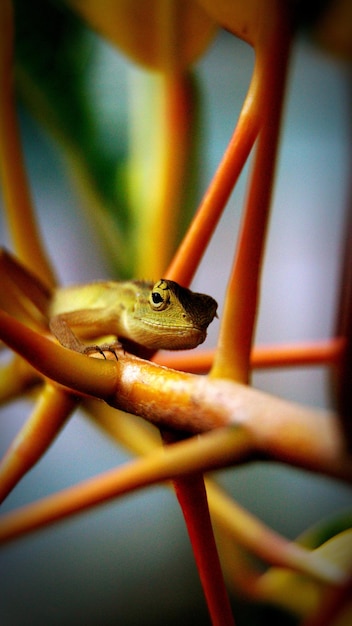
[1, 11, 352, 626]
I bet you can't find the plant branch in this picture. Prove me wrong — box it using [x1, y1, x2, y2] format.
[87, 401, 346, 585]
[211, 13, 292, 382]
[0, 384, 77, 502]
[129, 71, 196, 278]
[0, 310, 351, 482]
[0, 427, 251, 543]
[0, 0, 56, 288]
[0, 408, 350, 545]
[171, 469, 236, 626]
[165, 47, 262, 286]
[154, 338, 345, 373]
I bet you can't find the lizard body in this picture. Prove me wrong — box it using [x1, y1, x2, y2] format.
[49, 279, 217, 352]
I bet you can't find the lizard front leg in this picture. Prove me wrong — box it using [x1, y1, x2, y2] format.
[49, 310, 120, 359]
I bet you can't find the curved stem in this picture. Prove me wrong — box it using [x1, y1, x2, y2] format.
[0, 384, 77, 502]
[0, 309, 119, 397]
[165, 51, 262, 285]
[86, 401, 344, 585]
[205, 479, 345, 585]
[0, 310, 351, 484]
[211, 15, 292, 382]
[0, 427, 250, 543]
[0, 406, 351, 544]
[0, 0, 56, 288]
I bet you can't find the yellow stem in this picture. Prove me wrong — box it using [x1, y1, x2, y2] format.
[129, 70, 194, 278]
[88, 401, 343, 584]
[0, 427, 250, 543]
[0, 383, 77, 502]
[206, 480, 345, 584]
[0, 0, 56, 288]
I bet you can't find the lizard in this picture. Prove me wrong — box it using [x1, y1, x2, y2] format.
[49, 278, 218, 354]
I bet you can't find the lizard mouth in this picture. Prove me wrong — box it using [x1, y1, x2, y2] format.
[132, 320, 207, 350]
[141, 318, 201, 331]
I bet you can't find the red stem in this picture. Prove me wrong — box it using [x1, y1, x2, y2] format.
[162, 428, 235, 625]
[173, 472, 236, 626]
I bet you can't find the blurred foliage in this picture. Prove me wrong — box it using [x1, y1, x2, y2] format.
[259, 515, 352, 623]
[12, 0, 206, 277]
[13, 0, 131, 268]
[11, 0, 351, 279]
[296, 509, 352, 550]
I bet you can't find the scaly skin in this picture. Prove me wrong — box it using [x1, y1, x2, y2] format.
[49, 279, 218, 351]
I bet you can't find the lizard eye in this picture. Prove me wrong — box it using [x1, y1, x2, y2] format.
[149, 283, 170, 311]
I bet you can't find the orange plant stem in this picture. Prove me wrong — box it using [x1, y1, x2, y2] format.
[165, 57, 262, 286]
[162, 428, 235, 625]
[0, 411, 350, 544]
[0, 0, 56, 288]
[211, 19, 292, 382]
[154, 338, 346, 373]
[0, 427, 251, 544]
[154, 67, 258, 624]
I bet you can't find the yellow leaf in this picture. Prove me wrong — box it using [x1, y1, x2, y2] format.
[65, 0, 217, 70]
[314, 529, 352, 572]
[257, 530, 352, 618]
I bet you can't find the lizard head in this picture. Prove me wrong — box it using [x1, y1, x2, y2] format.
[129, 279, 218, 350]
